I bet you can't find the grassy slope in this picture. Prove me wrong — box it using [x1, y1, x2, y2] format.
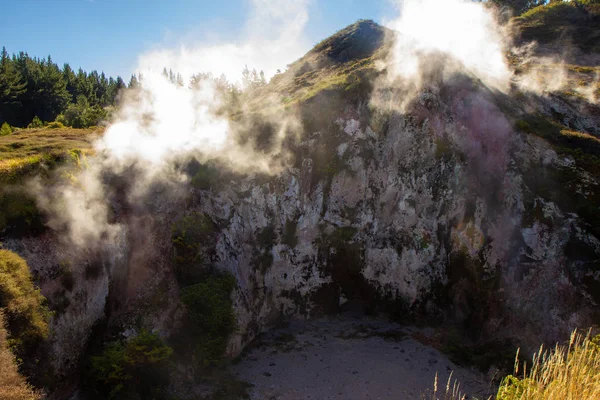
[247, 20, 389, 110]
[512, 1, 600, 53]
[0, 127, 99, 183]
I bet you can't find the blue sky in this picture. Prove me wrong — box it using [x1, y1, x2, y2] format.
[1, 0, 388, 79]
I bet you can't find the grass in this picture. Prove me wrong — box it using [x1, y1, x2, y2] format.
[513, 2, 600, 52]
[515, 115, 600, 159]
[422, 330, 600, 400]
[0, 127, 98, 183]
[0, 249, 49, 349]
[496, 330, 600, 400]
[240, 20, 388, 115]
[0, 312, 40, 400]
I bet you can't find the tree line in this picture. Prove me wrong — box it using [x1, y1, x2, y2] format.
[0, 47, 128, 129]
[0, 46, 270, 131]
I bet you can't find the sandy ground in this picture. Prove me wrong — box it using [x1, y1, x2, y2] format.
[232, 316, 495, 400]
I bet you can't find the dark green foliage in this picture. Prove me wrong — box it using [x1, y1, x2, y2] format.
[282, 219, 298, 248]
[188, 161, 222, 191]
[171, 212, 218, 286]
[0, 47, 124, 128]
[90, 330, 173, 399]
[57, 96, 108, 128]
[180, 272, 237, 367]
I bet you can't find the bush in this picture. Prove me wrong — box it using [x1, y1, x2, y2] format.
[496, 330, 600, 399]
[180, 272, 236, 367]
[0, 312, 41, 400]
[190, 162, 222, 190]
[90, 330, 173, 399]
[46, 121, 64, 129]
[26, 116, 43, 129]
[172, 212, 218, 286]
[60, 97, 108, 129]
[1, 122, 13, 136]
[0, 250, 49, 362]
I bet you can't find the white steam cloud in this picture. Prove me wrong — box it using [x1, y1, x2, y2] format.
[137, 0, 311, 83]
[383, 0, 511, 91]
[34, 0, 312, 248]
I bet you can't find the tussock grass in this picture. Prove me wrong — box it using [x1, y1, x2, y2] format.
[496, 330, 600, 400]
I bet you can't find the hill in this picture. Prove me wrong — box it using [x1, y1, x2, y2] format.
[0, 10, 599, 400]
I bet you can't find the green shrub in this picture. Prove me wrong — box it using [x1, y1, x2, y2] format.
[0, 122, 12, 136]
[90, 330, 173, 399]
[180, 272, 237, 367]
[26, 116, 43, 129]
[46, 121, 64, 129]
[60, 97, 108, 128]
[190, 162, 222, 190]
[172, 212, 218, 286]
[0, 250, 49, 356]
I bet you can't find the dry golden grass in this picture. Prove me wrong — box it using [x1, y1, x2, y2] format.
[0, 127, 98, 183]
[496, 330, 600, 400]
[0, 312, 41, 400]
[424, 330, 600, 400]
[0, 127, 99, 161]
[421, 372, 468, 400]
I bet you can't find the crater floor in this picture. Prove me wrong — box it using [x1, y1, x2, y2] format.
[233, 316, 495, 400]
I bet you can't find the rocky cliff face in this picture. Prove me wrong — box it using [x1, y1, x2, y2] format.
[5, 20, 600, 384]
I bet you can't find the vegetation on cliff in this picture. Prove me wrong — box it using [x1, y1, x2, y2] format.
[89, 330, 173, 399]
[0, 312, 40, 400]
[0, 250, 49, 364]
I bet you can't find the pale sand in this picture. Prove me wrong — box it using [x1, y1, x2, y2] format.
[233, 316, 495, 400]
